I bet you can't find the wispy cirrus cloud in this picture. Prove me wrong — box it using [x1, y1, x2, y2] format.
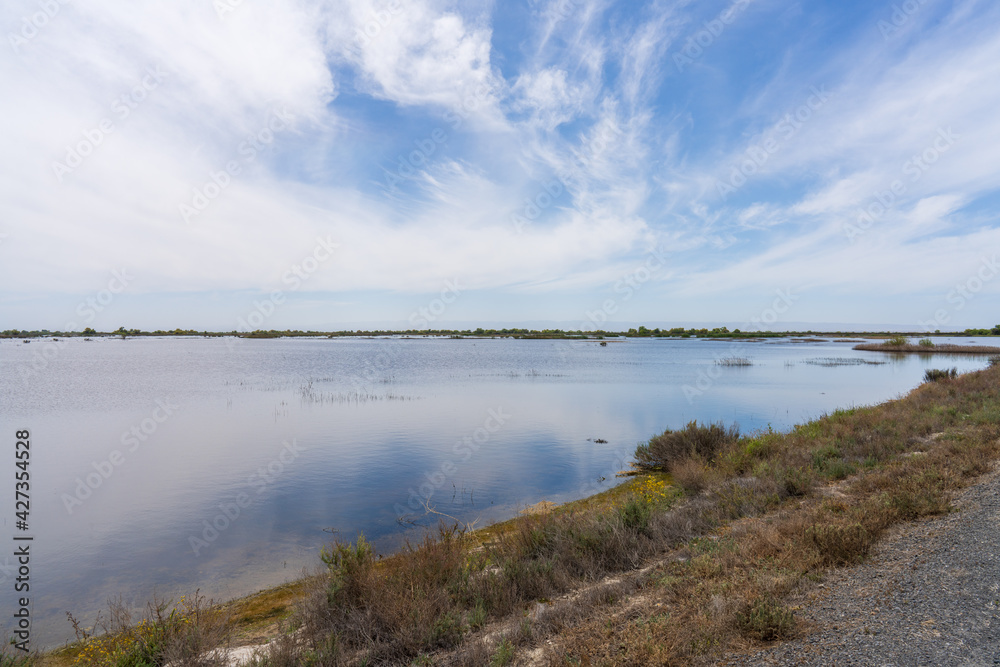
[2, 0, 998, 330]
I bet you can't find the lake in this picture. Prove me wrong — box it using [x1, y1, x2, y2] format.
[0, 335, 993, 646]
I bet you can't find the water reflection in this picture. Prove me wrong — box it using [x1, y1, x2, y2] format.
[0, 335, 992, 646]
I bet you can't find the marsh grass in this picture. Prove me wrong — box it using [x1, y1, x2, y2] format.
[298, 381, 415, 404]
[803, 357, 887, 367]
[716, 356, 753, 366]
[0, 646, 39, 667]
[924, 368, 958, 382]
[856, 342, 1000, 355]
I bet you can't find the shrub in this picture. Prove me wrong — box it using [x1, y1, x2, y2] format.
[918, 338, 935, 347]
[490, 639, 516, 666]
[635, 421, 740, 471]
[805, 522, 873, 565]
[320, 534, 375, 604]
[671, 457, 711, 494]
[882, 335, 909, 347]
[924, 368, 958, 382]
[779, 466, 812, 497]
[617, 497, 652, 532]
[988, 356, 999, 368]
[736, 596, 794, 641]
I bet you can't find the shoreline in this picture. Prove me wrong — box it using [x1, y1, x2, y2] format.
[28, 361, 1000, 665]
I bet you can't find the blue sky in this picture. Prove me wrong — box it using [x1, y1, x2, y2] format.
[2, 0, 999, 331]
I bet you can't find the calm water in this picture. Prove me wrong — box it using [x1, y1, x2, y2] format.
[0, 335, 993, 646]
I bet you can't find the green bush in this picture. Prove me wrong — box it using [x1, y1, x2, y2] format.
[634, 421, 740, 471]
[320, 534, 375, 603]
[737, 596, 794, 641]
[617, 496, 652, 532]
[882, 335, 908, 347]
[490, 638, 516, 666]
[918, 338, 935, 347]
[805, 522, 873, 565]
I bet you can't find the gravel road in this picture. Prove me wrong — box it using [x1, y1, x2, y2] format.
[718, 463, 1000, 666]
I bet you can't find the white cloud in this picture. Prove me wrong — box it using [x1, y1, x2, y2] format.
[325, 0, 504, 122]
[2, 0, 998, 328]
[511, 67, 589, 130]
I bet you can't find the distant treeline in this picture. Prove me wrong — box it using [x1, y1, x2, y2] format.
[3, 324, 999, 339]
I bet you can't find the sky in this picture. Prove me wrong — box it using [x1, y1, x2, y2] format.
[2, 0, 999, 332]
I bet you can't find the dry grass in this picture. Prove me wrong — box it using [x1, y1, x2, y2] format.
[53, 364, 1000, 666]
[64, 592, 231, 666]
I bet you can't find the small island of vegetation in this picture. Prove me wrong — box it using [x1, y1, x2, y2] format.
[854, 334, 1000, 355]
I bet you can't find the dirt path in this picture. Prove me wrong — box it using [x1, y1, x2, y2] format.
[716, 462, 1000, 666]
